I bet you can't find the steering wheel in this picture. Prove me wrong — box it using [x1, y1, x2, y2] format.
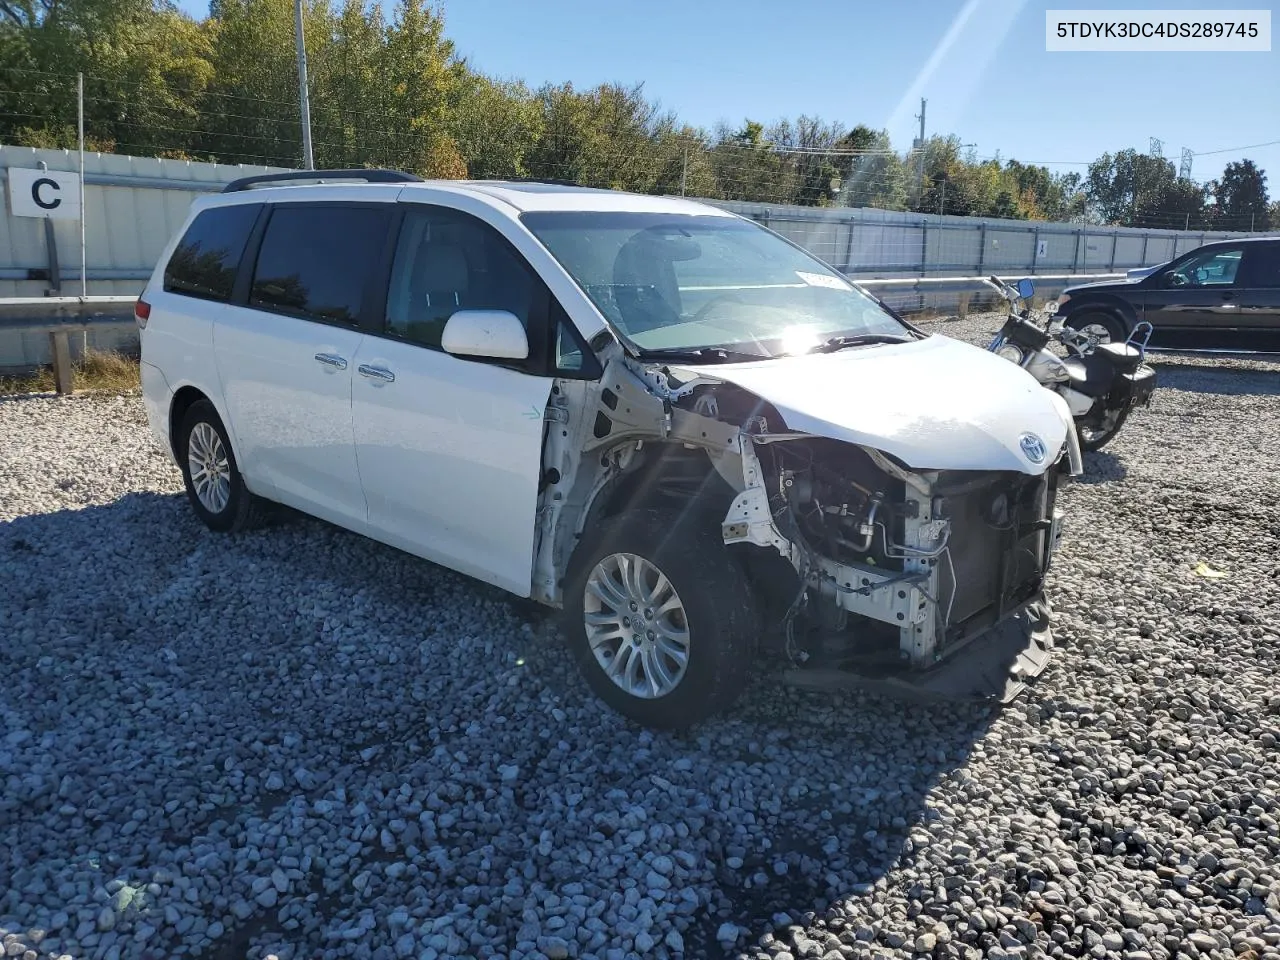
[691, 293, 744, 323]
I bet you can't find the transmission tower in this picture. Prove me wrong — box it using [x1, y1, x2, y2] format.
[1149, 137, 1163, 158]
[1179, 148, 1194, 180]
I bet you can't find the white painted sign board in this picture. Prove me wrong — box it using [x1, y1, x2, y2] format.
[7, 168, 82, 220]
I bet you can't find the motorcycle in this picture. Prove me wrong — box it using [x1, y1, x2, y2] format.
[985, 276, 1157, 452]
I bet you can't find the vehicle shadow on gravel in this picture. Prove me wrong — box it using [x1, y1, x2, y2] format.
[2, 491, 999, 960]
[1073, 451, 1128, 485]
[667, 688, 1000, 958]
[1148, 361, 1280, 396]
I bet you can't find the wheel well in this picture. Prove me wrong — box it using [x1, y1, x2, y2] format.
[594, 442, 737, 525]
[1068, 301, 1132, 331]
[168, 386, 209, 461]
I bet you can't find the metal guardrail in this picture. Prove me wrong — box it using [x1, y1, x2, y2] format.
[0, 296, 136, 391]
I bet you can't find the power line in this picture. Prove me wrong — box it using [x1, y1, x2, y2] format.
[1190, 138, 1280, 157]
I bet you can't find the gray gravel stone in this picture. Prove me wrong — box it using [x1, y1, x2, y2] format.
[2, 356, 1279, 958]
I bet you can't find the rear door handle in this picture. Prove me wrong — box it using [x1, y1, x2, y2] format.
[314, 352, 347, 369]
[358, 364, 395, 383]
[1220, 291, 1236, 300]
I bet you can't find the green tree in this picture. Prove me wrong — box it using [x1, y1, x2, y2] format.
[708, 120, 790, 203]
[1, 0, 214, 156]
[196, 0, 314, 165]
[1211, 159, 1271, 230]
[834, 125, 907, 210]
[523, 82, 683, 192]
[380, 0, 468, 177]
[449, 75, 542, 179]
[310, 0, 386, 168]
[1085, 148, 1205, 227]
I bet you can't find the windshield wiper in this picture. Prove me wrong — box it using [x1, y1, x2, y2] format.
[810, 333, 916, 354]
[634, 345, 765, 364]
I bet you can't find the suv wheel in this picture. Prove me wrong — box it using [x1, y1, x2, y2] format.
[563, 508, 757, 728]
[178, 399, 265, 533]
[1068, 310, 1125, 344]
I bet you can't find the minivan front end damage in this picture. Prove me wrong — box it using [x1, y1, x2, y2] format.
[535, 351, 1074, 704]
[722, 431, 1065, 701]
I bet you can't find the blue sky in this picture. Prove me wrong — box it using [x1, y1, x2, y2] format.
[177, 0, 1280, 187]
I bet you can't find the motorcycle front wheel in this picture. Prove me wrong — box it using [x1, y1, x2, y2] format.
[1077, 406, 1131, 452]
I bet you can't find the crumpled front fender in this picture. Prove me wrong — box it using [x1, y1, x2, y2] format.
[1046, 390, 1083, 476]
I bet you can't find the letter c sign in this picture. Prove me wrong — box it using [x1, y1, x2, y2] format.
[7, 168, 82, 220]
[32, 177, 62, 210]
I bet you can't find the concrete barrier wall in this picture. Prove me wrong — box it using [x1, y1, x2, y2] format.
[0, 145, 284, 299]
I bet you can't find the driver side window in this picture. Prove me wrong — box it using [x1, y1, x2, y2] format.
[385, 207, 538, 350]
[1170, 248, 1244, 287]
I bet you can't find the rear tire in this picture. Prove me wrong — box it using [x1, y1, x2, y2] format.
[178, 399, 266, 533]
[1077, 406, 1131, 452]
[1067, 310, 1126, 345]
[562, 508, 758, 729]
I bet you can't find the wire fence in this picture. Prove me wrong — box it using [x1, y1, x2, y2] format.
[3, 66, 1275, 232]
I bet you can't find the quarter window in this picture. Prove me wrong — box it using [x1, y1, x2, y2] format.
[163, 204, 260, 302]
[1242, 244, 1280, 288]
[385, 208, 539, 349]
[250, 206, 389, 323]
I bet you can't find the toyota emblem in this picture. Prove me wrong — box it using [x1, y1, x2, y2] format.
[1019, 433, 1048, 464]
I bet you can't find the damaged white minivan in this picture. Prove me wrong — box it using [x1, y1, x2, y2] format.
[138, 170, 1081, 728]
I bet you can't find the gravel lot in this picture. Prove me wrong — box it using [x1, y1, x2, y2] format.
[2, 314, 1279, 960]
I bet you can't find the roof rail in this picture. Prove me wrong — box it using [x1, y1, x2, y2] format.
[474, 177, 597, 189]
[220, 168, 423, 193]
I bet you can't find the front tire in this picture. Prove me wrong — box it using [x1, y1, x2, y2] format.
[178, 399, 265, 532]
[563, 508, 758, 729]
[1077, 406, 1131, 452]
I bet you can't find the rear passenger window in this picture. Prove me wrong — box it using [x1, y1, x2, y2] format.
[385, 207, 539, 349]
[1243, 244, 1280, 288]
[250, 206, 389, 324]
[163, 204, 259, 302]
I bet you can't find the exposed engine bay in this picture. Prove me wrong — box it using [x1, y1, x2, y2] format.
[533, 349, 1073, 700]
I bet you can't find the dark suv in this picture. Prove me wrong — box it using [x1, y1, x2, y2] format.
[1051, 237, 1280, 351]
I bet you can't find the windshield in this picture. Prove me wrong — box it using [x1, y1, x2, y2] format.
[521, 211, 911, 359]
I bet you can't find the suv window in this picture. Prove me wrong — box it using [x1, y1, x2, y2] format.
[250, 206, 389, 323]
[385, 207, 539, 349]
[1168, 247, 1244, 287]
[163, 204, 260, 302]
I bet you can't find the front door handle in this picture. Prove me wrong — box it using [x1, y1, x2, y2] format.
[358, 364, 396, 383]
[314, 352, 347, 369]
[1220, 291, 1236, 300]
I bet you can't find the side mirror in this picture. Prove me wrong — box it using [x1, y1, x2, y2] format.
[1016, 278, 1035, 299]
[1162, 270, 1186, 288]
[441, 310, 529, 361]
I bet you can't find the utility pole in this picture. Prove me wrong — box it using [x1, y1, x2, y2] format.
[294, 0, 314, 170]
[913, 98, 927, 205]
[77, 72, 86, 298]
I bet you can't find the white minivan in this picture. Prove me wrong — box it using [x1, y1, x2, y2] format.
[138, 170, 1080, 728]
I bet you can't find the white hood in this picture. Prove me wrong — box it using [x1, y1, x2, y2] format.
[670, 335, 1071, 474]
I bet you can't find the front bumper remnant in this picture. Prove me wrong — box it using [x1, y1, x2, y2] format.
[780, 598, 1055, 704]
